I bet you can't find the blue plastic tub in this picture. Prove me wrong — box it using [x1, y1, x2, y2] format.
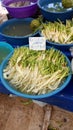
[0, 41, 14, 66]
[37, 0, 73, 22]
[0, 18, 39, 47]
[39, 28, 73, 56]
[0, 41, 13, 93]
[46, 41, 73, 56]
[0, 46, 72, 100]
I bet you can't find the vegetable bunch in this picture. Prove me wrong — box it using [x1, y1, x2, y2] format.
[41, 19, 73, 44]
[3, 47, 70, 95]
[62, 0, 73, 8]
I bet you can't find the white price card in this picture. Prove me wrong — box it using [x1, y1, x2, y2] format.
[29, 37, 46, 50]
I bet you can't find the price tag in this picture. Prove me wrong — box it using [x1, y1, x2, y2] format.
[29, 37, 46, 50]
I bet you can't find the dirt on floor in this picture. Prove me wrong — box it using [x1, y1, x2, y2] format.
[0, 94, 73, 130]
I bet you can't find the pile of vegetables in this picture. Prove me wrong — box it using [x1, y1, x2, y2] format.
[30, 17, 73, 44]
[3, 47, 70, 95]
[41, 19, 73, 44]
[30, 15, 43, 31]
[62, 0, 73, 8]
[8, 0, 32, 7]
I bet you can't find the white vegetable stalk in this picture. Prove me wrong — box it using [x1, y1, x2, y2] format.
[3, 47, 70, 95]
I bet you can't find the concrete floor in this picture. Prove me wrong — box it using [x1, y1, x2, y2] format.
[0, 94, 73, 130]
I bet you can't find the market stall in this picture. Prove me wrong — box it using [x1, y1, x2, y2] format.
[0, 0, 73, 112]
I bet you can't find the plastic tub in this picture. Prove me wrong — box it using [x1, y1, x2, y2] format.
[37, 0, 73, 22]
[38, 32, 73, 56]
[0, 46, 72, 100]
[0, 41, 13, 93]
[0, 41, 13, 66]
[0, 18, 39, 47]
[46, 40, 73, 55]
[2, 0, 38, 18]
[39, 30, 73, 56]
